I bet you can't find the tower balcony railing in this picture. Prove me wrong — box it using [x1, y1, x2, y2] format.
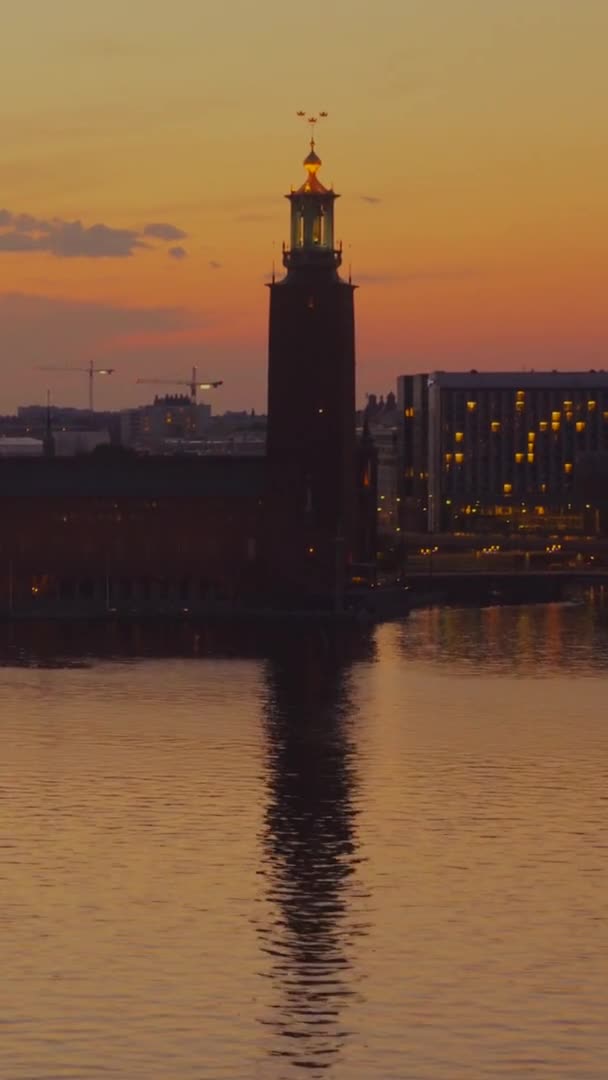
[282, 246, 342, 270]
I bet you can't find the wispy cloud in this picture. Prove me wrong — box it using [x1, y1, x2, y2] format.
[209, 260, 222, 270]
[360, 195, 382, 205]
[143, 222, 187, 241]
[355, 267, 482, 285]
[234, 212, 275, 224]
[0, 292, 210, 403]
[0, 209, 188, 259]
[168, 246, 188, 260]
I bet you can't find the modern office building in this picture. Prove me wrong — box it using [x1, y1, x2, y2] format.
[398, 371, 608, 533]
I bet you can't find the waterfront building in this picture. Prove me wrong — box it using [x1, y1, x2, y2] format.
[398, 371, 608, 533]
[0, 132, 376, 613]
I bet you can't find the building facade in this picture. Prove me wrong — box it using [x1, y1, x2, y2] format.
[398, 371, 608, 533]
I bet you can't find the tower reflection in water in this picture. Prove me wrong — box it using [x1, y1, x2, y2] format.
[259, 627, 374, 1073]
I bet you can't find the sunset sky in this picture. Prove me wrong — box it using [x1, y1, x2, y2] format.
[1, 0, 607, 413]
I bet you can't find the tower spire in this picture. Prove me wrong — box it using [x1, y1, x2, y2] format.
[282, 111, 340, 274]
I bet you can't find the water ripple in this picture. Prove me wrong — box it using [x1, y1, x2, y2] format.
[1, 606, 607, 1078]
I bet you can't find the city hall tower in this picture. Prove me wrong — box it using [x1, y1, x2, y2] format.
[267, 124, 357, 596]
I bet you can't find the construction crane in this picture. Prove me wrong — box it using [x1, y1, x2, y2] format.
[37, 359, 114, 412]
[136, 366, 223, 405]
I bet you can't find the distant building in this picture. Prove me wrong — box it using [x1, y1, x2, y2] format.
[53, 430, 110, 456]
[398, 371, 608, 533]
[120, 395, 212, 450]
[0, 437, 43, 458]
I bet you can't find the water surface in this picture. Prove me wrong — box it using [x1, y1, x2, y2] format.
[1, 604, 607, 1078]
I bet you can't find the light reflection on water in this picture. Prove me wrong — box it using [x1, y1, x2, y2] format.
[1, 604, 607, 1079]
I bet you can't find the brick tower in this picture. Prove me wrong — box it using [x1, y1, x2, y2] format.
[267, 122, 357, 603]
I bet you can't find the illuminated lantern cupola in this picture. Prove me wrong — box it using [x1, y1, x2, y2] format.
[284, 136, 341, 274]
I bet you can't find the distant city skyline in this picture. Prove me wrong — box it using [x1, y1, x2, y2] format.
[1, 0, 607, 413]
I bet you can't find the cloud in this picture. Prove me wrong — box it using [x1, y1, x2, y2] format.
[168, 246, 188, 260]
[360, 195, 382, 205]
[209, 260, 222, 270]
[144, 222, 187, 241]
[50, 221, 144, 258]
[0, 232, 43, 252]
[0, 291, 211, 410]
[355, 267, 482, 285]
[12, 212, 51, 232]
[0, 209, 188, 259]
[234, 212, 274, 224]
[400, 268, 481, 282]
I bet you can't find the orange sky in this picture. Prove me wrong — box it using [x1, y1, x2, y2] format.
[1, 0, 607, 413]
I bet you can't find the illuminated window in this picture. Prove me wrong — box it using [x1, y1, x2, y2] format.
[603, 411, 608, 421]
[455, 431, 464, 442]
[565, 411, 573, 421]
[516, 390, 525, 400]
[551, 411, 561, 421]
[527, 453, 535, 463]
[528, 431, 535, 441]
[540, 483, 547, 494]
[564, 462, 573, 474]
[515, 452, 524, 463]
[535, 505, 545, 515]
[503, 483, 512, 495]
[454, 452, 464, 464]
[539, 421, 548, 432]
[404, 407, 414, 418]
[563, 400, 573, 409]
[491, 420, 501, 432]
[444, 453, 453, 463]
[466, 400, 477, 411]
[576, 420, 586, 432]
[552, 421, 560, 432]
[516, 401, 525, 411]
[588, 400, 597, 410]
